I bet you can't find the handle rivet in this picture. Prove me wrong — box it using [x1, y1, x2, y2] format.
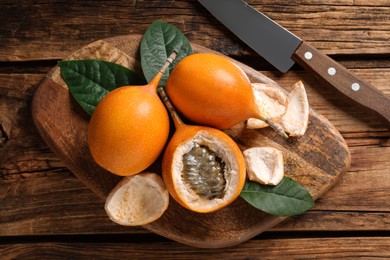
[304, 52, 313, 60]
[328, 67, 336, 76]
[352, 83, 360, 91]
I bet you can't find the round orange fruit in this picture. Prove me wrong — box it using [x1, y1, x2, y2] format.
[87, 51, 179, 176]
[166, 53, 259, 129]
[88, 85, 170, 176]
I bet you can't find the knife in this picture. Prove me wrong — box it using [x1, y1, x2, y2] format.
[198, 0, 390, 125]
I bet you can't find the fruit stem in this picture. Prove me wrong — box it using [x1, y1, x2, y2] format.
[265, 118, 289, 139]
[157, 87, 184, 129]
[148, 50, 179, 91]
[256, 113, 289, 139]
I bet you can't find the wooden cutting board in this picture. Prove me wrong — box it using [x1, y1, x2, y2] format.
[32, 34, 351, 248]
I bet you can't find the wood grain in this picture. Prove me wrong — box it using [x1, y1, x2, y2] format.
[2, 74, 389, 237]
[292, 41, 390, 124]
[1, 1, 390, 61]
[1, 237, 389, 259]
[1, 67, 389, 238]
[1, 0, 389, 256]
[1, 171, 390, 237]
[30, 35, 350, 248]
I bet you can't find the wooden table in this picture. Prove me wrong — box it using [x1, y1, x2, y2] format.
[1, 1, 389, 258]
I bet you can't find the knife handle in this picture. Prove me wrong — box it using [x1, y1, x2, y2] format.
[292, 41, 390, 125]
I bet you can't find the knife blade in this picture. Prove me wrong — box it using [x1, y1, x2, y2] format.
[198, 0, 390, 125]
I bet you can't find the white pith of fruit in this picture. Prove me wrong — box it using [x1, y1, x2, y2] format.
[105, 172, 169, 226]
[247, 83, 288, 129]
[279, 81, 309, 136]
[243, 147, 284, 186]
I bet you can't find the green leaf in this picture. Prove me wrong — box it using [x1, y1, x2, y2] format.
[59, 59, 145, 115]
[140, 20, 193, 87]
[240, 177, 315, 216]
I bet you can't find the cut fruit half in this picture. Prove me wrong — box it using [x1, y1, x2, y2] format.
[105, 172, 169, 226]
[243, 147, 284, 186]
[247, 83, 288, 129]
[157, 86, 246, 214]
[279, 81, 309, 136]
[162, 126, 246, 213]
